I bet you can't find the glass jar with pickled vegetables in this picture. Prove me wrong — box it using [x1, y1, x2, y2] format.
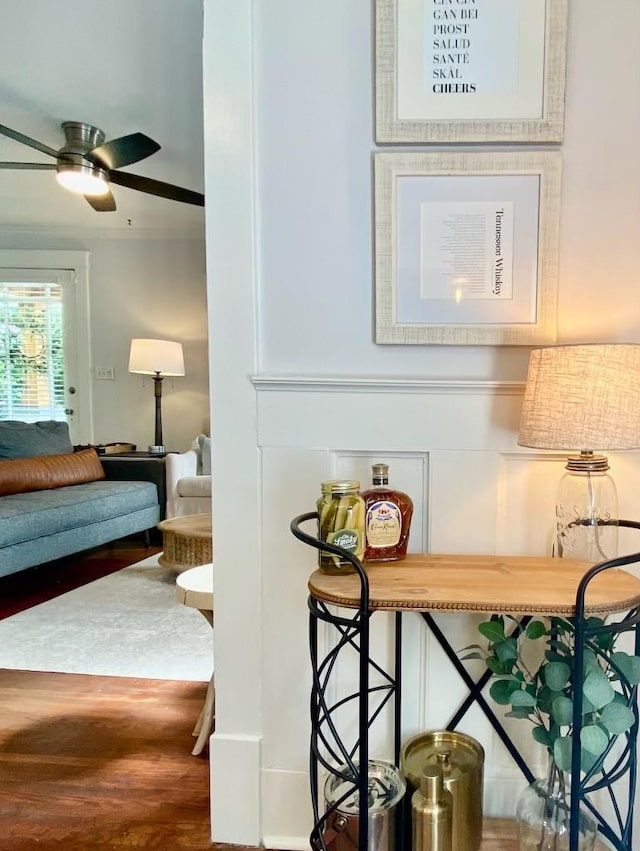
[317, 481, 365, 574]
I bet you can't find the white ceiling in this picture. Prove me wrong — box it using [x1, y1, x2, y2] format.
[0, 0, 205, 237]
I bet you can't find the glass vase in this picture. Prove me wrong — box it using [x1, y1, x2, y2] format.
[516, 758, 598, 851]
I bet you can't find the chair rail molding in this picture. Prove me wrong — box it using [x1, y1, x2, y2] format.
[251, 375, 526, 396]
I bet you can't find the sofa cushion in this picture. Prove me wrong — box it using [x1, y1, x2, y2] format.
[0, 479, 159, 549]
[0, 420, 73, 460]
[0, 448, 105, 496]
[177, 474, 212, 498]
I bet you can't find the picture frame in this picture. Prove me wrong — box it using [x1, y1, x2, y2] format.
[375, 0, 568, 144]
[374, 150, 562, 345]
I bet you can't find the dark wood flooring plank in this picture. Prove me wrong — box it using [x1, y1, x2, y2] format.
[0, 669, 214, 850]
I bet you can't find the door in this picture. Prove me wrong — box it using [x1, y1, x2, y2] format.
[0, 250, 92, 443]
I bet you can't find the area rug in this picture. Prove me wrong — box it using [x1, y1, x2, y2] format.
[0, 554, 212, 681]
[0, 542, 161, 620]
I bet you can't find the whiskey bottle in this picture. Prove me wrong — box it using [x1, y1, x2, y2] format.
[361, 463, 413, 562]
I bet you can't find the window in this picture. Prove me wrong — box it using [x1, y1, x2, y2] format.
[0, 278, 65, 421]
[0, 250, 92, 442]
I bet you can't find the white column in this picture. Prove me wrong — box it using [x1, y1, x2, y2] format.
[203, 0, 262, 844]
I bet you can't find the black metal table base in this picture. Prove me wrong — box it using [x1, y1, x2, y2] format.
[293, 512, 640, 851]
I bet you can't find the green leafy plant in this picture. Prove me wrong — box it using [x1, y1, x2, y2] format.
[461, 614, 640, 774]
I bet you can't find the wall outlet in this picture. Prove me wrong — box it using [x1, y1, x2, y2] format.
[96, 366, 115, 380]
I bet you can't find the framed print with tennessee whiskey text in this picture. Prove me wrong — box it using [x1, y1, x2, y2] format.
[374, 150, 561, 345]
[375, 0, 568, 144]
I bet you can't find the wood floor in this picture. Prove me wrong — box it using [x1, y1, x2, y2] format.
[0, 541, 253, 850]
[0, 669, 216, 850]
[479, 819, 517, 849]
[0, 668, 611, 851]
[0, 544, 601, 851]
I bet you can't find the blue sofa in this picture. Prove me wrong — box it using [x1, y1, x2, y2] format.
[0, 421, 160, 578]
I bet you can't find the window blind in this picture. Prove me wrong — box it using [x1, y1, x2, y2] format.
[0, 281, 66, 421]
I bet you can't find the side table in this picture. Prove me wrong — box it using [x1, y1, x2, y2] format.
[100, 451, 168, 523]
[176, 563, 215, 756]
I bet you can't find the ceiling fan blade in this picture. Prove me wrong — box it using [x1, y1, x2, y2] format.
[109, 170, 204, 206]
[85, 189, 117, 212]
[89, 133, 161, 170]
[0, 124, 59, 158]
[0, 162, 57, 170]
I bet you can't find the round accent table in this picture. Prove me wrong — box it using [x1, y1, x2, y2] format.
[176, 562, 214, 756]
[157, 513, 212, 572]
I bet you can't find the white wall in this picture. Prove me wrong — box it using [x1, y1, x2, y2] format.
[255, 0, 640, 377]
[204, 1, 640, 847]
[0, 230, 208, 451]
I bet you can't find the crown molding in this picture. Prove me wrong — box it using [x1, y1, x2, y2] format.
[0, 225, 205, 242]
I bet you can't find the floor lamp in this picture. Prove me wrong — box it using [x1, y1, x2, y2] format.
[518, 343, 640, 561]
[129, 338, 185, 455]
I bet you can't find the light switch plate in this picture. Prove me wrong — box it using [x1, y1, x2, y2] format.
[96, 366, 115, 380]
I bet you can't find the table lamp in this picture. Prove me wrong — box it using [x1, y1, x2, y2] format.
[518, 343, 640, 561]
[128, 338, 185, 455]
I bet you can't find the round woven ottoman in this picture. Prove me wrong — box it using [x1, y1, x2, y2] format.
[157, 513, 213, 572]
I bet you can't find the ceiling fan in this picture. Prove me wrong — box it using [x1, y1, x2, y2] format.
[0, 121, 204, 211]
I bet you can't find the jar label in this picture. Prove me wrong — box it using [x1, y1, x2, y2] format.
[328, 528, 361, 554]
[366, 500, 402, 548]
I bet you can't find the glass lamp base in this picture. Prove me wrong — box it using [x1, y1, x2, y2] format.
[555, 454, 618, 561]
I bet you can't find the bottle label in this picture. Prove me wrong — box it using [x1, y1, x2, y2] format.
[366, 500, 401, 548]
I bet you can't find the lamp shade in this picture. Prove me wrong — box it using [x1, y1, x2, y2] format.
[128, 339, 185, 377]
[518, 343, 640, 451]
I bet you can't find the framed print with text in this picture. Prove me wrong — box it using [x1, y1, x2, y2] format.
[376, 0, 568, 143]
[374, 151, 561, 345]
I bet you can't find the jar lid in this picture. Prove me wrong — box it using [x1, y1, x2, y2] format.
[324, 760, 406, 814]
[400, 731, 484, 789]
[320, 480, 360, 494]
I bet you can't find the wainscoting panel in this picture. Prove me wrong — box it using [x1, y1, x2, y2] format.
[255, 378, 640, 844]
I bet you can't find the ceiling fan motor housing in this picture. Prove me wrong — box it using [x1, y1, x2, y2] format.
[59, 122, 106, 156]
[56, 122, 109, 191]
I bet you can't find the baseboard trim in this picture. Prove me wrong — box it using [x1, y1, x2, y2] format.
[210, 732, 262, 846]
[263, 837, 309, 851]
[261, 767, 312, 849]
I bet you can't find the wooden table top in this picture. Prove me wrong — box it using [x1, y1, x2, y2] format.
[308, 552, 640, 616]
[175, 564, 214, 611]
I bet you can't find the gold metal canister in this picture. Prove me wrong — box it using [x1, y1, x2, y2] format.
[411, 765, 453, 851]
[401, 731, 484, 851]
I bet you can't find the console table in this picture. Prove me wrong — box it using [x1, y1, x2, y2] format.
[291, 512, 640, 851]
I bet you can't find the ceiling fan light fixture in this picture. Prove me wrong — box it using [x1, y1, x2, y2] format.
[0, 121, 204, 209]
[56, 161, 109, 196]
